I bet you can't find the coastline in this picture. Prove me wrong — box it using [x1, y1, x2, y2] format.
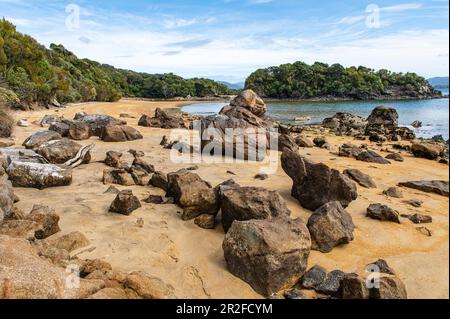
[4, 99, 449, 299]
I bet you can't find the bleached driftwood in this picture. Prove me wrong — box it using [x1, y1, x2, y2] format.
[64, 143, 95, 168]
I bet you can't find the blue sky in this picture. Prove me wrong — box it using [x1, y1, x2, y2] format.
[1, 0, 448, 82]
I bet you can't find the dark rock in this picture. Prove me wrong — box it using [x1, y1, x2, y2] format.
[278, 134, 299, 152]
[103, 168, 135, 186]
[230, 89, 267, 116]
[300, 265, 327, 290]
[322, 113, 367, 135]
[404, 214, 432, 224]
[344, 169, 377, 189]
[101, 125, 143, 142]
[132, 157, 155, 174]
[295, 136, 314, 148]
[194, 214, 216, 229]
[367, 259, 395, 275]
[366, 204, 400, 223]
[222, 217, 311, 296]
[138, 108, 186, 129]
[73, 112, 87, 120]
[385, 153, 404, 162]
[383, 187, 404, 198]
[26, 205, 61, 239]
[411, 142, 443, 160]
[220, 186, 291, 233]
[129, 167, 151, 186]
[22, 131, 62, 150]
[35, 139, 90, 164]
[284, 289, 307, 299]
[411, 121, 422, 128]
[339, 144, 363, 158]
[313, 137, 328, 148]
[365, 106, 399, 136]
[316, 270, 346, 296]
[356, 151, 391, 164]
[398, 180, 449, 197]
[307, 201, 355, 253]
[109, 190, 142, 215]
[369, 133, 387, 143]
[254, 173, 269, 180]
[339, 274, 370, 299]
[369, 276, 407, 299]
[166, 170, 218, 220]
[104, 151, 124, 168]
[281, 149, 358, 210]
[78, 114, 126, 137]
[128, 149, 145, 158]
[143, 195, 164, 204]
[150, 171, 168, 191]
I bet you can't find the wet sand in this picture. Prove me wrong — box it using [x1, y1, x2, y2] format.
[5, 99, 449, 299]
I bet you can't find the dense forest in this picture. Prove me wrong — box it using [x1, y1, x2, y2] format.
[245, 61, 442, 100]
[0, 19, 232, 110]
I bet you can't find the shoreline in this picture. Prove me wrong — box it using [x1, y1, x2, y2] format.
[3, 99, 448, 299]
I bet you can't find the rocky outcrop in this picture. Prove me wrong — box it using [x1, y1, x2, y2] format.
[35, 139, 91, 165]
[411, 142, 443, 160]
[7, 162, 72, 189]
[344, 169, 377, 189]
[366, 204, 400, 223]
[101, 125, 143, 142]
[109, 190, 142, 215]
[307, 202, 355, 253]
[220, 186, 291, 233]
[323, 112, 367, 135]
[356, 151, 391, 164]
[281, 149, 358, 210]
[230, 90, 267, 116]
[23, 131, 62, 150]
[365, 106, 398, 136]
[295, 135, 314, 148]
[138, 108, 187, 129]
[398, 180, 449, 197]
[166, 170, 218, 220]
[223, 217, 311, 296]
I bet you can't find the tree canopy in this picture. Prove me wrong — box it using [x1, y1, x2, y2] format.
[245, 61, 440, 100]
[0, 19, 233, 107]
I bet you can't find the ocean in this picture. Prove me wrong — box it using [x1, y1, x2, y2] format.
[182, 98, 450, 140]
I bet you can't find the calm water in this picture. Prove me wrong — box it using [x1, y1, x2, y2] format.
[182, 98, 449, 139]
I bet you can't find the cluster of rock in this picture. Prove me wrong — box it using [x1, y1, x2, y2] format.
[323, 106, 415, 142]
[138, 108, 196, 129]
[44, 113, 143, 142]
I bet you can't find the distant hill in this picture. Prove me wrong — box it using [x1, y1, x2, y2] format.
[428, 77, 449, 89]
[218, 81, 245, 90]
[245, 61, 442, 100]
[0, 19, 233, 109]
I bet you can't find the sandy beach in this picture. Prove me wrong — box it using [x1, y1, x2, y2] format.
[6, 99, 449, 299]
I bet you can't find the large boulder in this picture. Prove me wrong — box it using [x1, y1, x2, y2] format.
[281, 149, 358, 210]
[200, 105, 271, 161]
[365, 106, 399, 136]
[307, 201, 355, 253]
[78, 114, 126, 137]
[344, 169, 377, 189]
[7, 162, 72, 189]
[323, 112, 367, 135]
[411, 142, 443, 160]
[223, 217, 311, 296]
[138, 108, 186, 129]
[22, 131, 62, 150]
[370, 276, 407, 299]
[100, 125, 143, 142]
[398, 180, 449, 197]
[166, 170, 218, 220]
[109, 190, 142, 216]
[0, 148, 49, 165]
[230, 90, 267, 116]
[356, 151, 391, 164]
[220, 186, 291, 233]
[35, 139, 91, 164]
